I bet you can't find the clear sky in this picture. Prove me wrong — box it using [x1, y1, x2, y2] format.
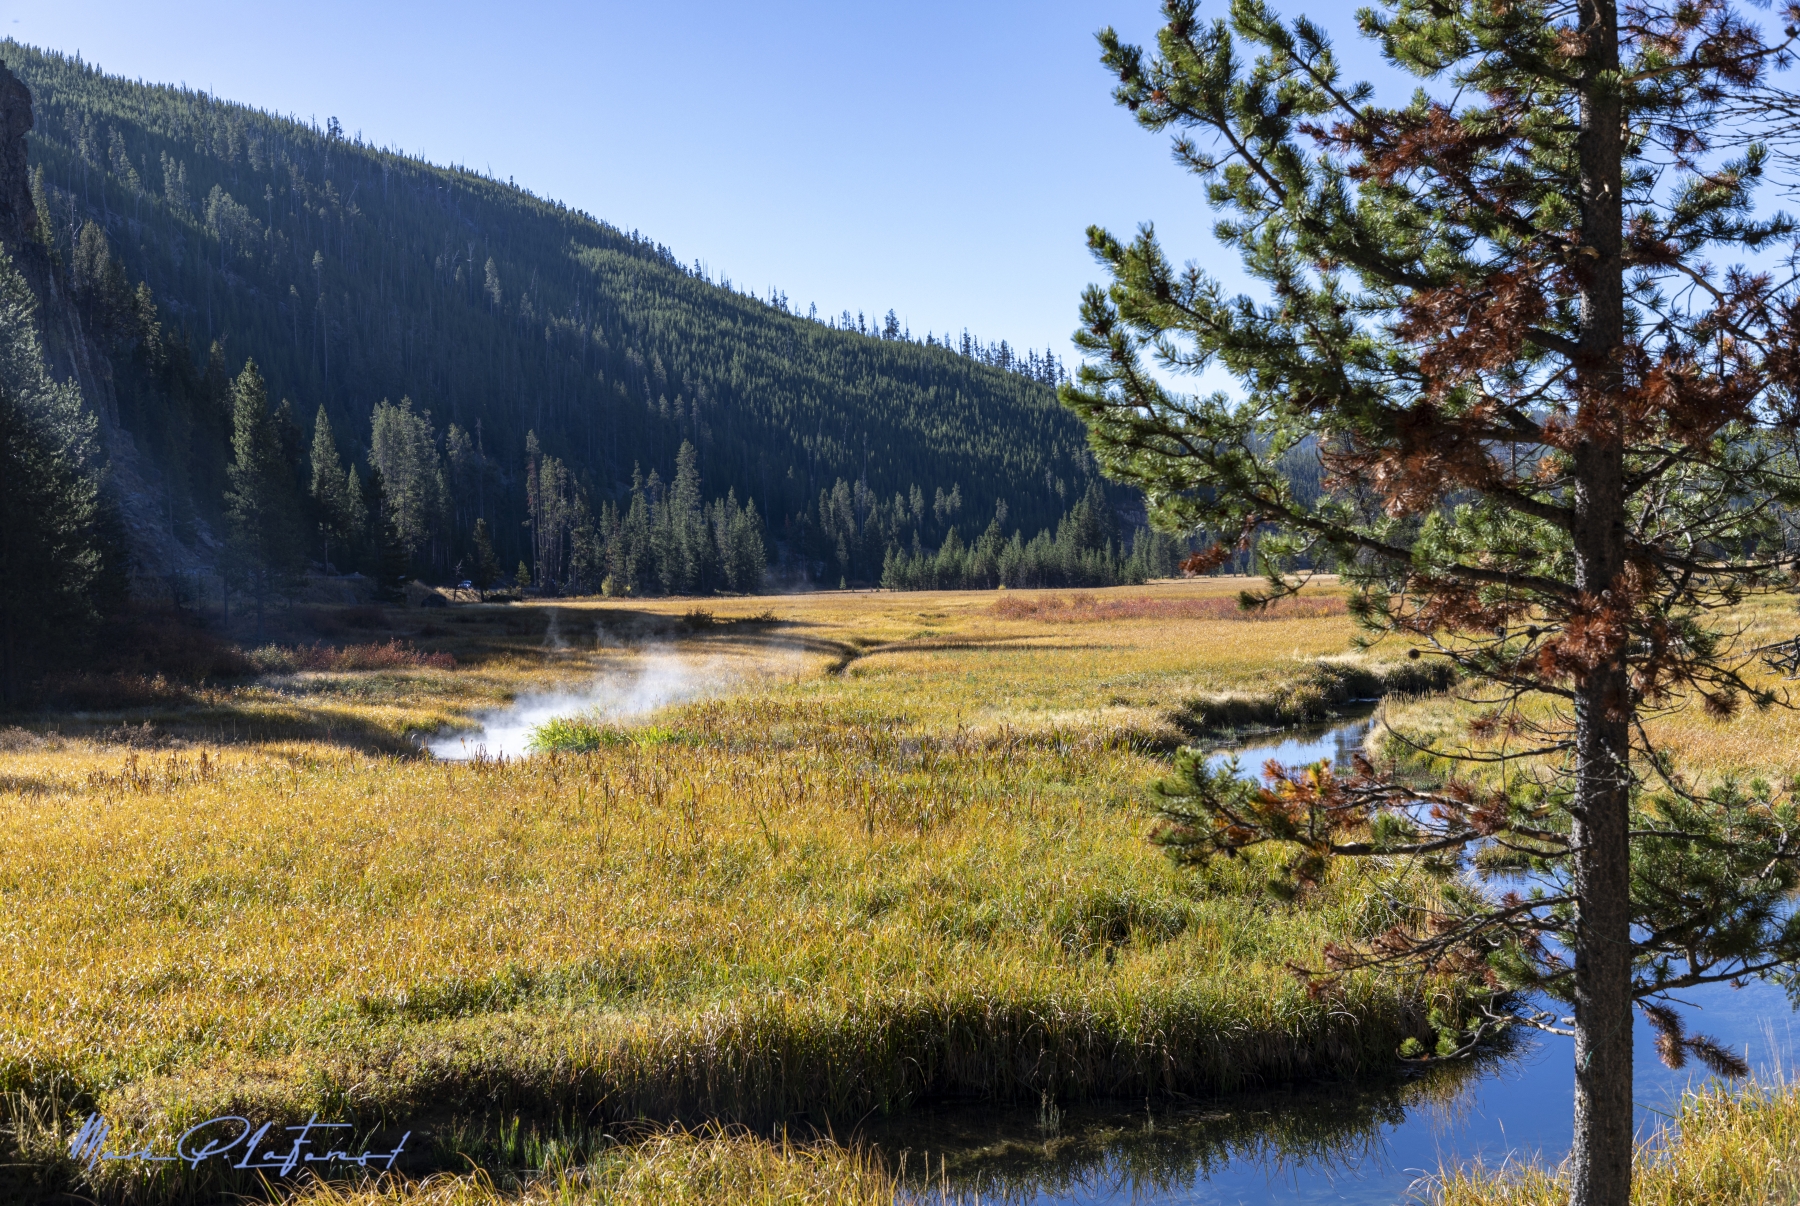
[0, 0, 1382, 367]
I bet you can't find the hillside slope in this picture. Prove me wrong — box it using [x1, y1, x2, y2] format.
[8, 43, 1097, 580]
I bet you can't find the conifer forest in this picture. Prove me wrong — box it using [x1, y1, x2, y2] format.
[3, 40, 1177, 623]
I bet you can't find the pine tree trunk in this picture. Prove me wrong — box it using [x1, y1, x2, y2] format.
[1569, 1, 1632, 1204]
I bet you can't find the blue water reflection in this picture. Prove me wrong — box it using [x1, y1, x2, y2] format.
[987, 717, 1797, 1205]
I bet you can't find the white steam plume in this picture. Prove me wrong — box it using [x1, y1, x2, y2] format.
[429, 646, 726, 760]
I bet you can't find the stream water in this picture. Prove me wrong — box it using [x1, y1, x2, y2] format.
[874, 715, 1799, 1205]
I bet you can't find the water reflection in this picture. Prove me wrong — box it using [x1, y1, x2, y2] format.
[1202, 712, 1377, 782]
[864, 1058, 1494, 1204]
[862, 715, 1799, 1205]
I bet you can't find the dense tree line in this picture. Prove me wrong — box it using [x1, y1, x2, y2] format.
[880, 482, 1190, 591]
[9, 42, 1102, 583]
[522, 437, 765, 597]
[217, 358, 770, 607]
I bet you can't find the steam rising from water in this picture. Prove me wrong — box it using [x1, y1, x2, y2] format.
[429, 648, 723, 760]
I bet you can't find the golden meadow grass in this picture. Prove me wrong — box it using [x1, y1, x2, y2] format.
[1373, 588, 1800, 789]
[1434, 1080, 1800, 1206]
[268, 1127, 900, 1206]
[0, 579, 1471, 1202]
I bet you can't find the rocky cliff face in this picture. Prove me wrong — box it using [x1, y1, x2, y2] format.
[0, 62, 52, 301]
[0, 60, 210, 589]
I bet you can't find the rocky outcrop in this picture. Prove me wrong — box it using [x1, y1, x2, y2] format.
[0, 60, 51, 301]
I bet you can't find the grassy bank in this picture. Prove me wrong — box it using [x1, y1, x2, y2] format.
[1436, 1081, 1800, 1205]
[1374, 588, 1800, 791]
[0, 579, 1465, 1201]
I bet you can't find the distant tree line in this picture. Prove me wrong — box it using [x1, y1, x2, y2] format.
[520, 437, 765, 597]
[879, 482, 1191, 591]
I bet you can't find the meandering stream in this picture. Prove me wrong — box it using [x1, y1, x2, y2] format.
[430, 673, 1795, 1201]
[876, 715, 1798, 1205]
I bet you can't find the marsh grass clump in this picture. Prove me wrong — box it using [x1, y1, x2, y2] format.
[1434, 1081, 1800, 1206]
[528, 717, 681, 752]
[528, 717, 632, 752]
[1179, 658, 1454, 733]
[249, 640, 457, 674]
[271, 1126, 899, 1206]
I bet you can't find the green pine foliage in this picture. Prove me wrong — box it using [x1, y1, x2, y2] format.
[467, 517, 499, 595]
[524, 438, 767, 597]
[220, 359, 305, 632]
[881, 481, 1190, 590]
[0, 243, 103, 701]
[358, 467, 410, 601]
[9, 42, 1100, 578]
[307, 404, 355, 571]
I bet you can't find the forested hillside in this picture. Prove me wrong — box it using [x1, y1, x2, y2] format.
[8, 42, 1104, 586]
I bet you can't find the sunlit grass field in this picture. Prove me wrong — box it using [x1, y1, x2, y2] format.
[1436, 1080, 1800, 1206]
[1376, 588, 1800, 790]
[0, 578, 1476, 1201]
[9, 579, 1800, 1201]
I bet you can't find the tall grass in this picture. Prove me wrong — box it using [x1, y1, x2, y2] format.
[0, 704, 1450, 1129]
[270, 1127, 899, 1206]
[0, 580, 1468, 1201]
[991, 592, 1348, 622]
[1435, 1081, 1800, 1205]
[250, 640, 459, 673]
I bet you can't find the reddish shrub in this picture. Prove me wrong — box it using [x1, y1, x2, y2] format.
[990, 593, 1348, 623]
[254, 640, 455, 672]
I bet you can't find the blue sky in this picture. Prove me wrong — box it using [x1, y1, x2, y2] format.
[0, 0, 1388, 368]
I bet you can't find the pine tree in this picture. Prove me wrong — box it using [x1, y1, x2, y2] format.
[669, 439, 708, 593]
[369, 396, 448, 573]
[343, 464, 368, 543]
[221, 359, 304, 637]
[1064, 6, 1800, 1204]
[469, 518, 499, 599]
[621, 467, 651, 593]
[309, 405, 354, 571]
[357, 467, 409, 602]
[0, 245, 101, 702]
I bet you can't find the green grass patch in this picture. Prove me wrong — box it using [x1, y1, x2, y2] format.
[529, 718, 682, 752]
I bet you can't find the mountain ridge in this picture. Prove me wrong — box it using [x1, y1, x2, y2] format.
[6, 41, 1102, 584]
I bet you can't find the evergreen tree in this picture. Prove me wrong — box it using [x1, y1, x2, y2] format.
[468, 518, 499, 599]
[1065, 6, 1800, 1204]
[722, 492, 766, 593]
[343, 464, 368, 546]
[357, 467, 409, 602]
[221, 359, 304, 636]
[568, 495, 605, 595]
[369, 396, 448, 573]
[308, 405, 354, 571]
[668, 439, 708, 593]
[619, 467, 652, 594]
[0, 245, 100, 702]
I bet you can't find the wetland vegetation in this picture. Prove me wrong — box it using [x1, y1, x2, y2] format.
[0, 578, 1465, 1202]
[4, 580, 1798, 1203]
